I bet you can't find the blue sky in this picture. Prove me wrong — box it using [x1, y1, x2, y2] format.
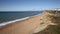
[0, 0, 60, 11]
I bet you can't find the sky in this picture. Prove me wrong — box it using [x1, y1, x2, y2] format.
[0, 0, 60, 11]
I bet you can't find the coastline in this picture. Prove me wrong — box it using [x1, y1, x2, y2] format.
[0, 17, 30, 27]
[0, 14, 41, 27]
[0, 13, 41, 34]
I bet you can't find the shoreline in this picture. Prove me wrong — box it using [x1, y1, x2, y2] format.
[0, 13, 41, 34]
[0, 14, 41, 27]
[0, 17, 30, 27]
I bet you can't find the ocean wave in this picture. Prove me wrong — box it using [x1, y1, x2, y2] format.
[0, 17, 30, 27]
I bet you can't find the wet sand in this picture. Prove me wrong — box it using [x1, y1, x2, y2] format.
[0, 14, 41, 34]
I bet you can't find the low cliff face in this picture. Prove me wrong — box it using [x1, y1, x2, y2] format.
[33, 10, 60, 34]
[43, 11, 60, 24]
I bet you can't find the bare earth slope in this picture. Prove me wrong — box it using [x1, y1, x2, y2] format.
[33, 11, 60, 34]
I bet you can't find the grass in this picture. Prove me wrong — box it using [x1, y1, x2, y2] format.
[33, 25, 60, 34]
[49, 25, 60, 34]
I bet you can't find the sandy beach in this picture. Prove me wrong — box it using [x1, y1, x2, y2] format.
[0, 14, 41, 34]
[0, 11, 60, 34]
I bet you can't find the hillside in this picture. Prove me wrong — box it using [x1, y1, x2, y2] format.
[32, 10, 60, 34]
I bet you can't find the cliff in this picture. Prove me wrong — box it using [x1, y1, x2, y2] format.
[33, 10, 60, 34]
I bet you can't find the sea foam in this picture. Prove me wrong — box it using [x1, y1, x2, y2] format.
[0, 17, 30, 27]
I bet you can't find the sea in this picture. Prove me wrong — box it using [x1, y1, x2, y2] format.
[0, 11, 42, 23]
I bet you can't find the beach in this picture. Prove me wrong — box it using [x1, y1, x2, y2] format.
[0, 14, 41, 34]
[0, 11, 60, 34]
